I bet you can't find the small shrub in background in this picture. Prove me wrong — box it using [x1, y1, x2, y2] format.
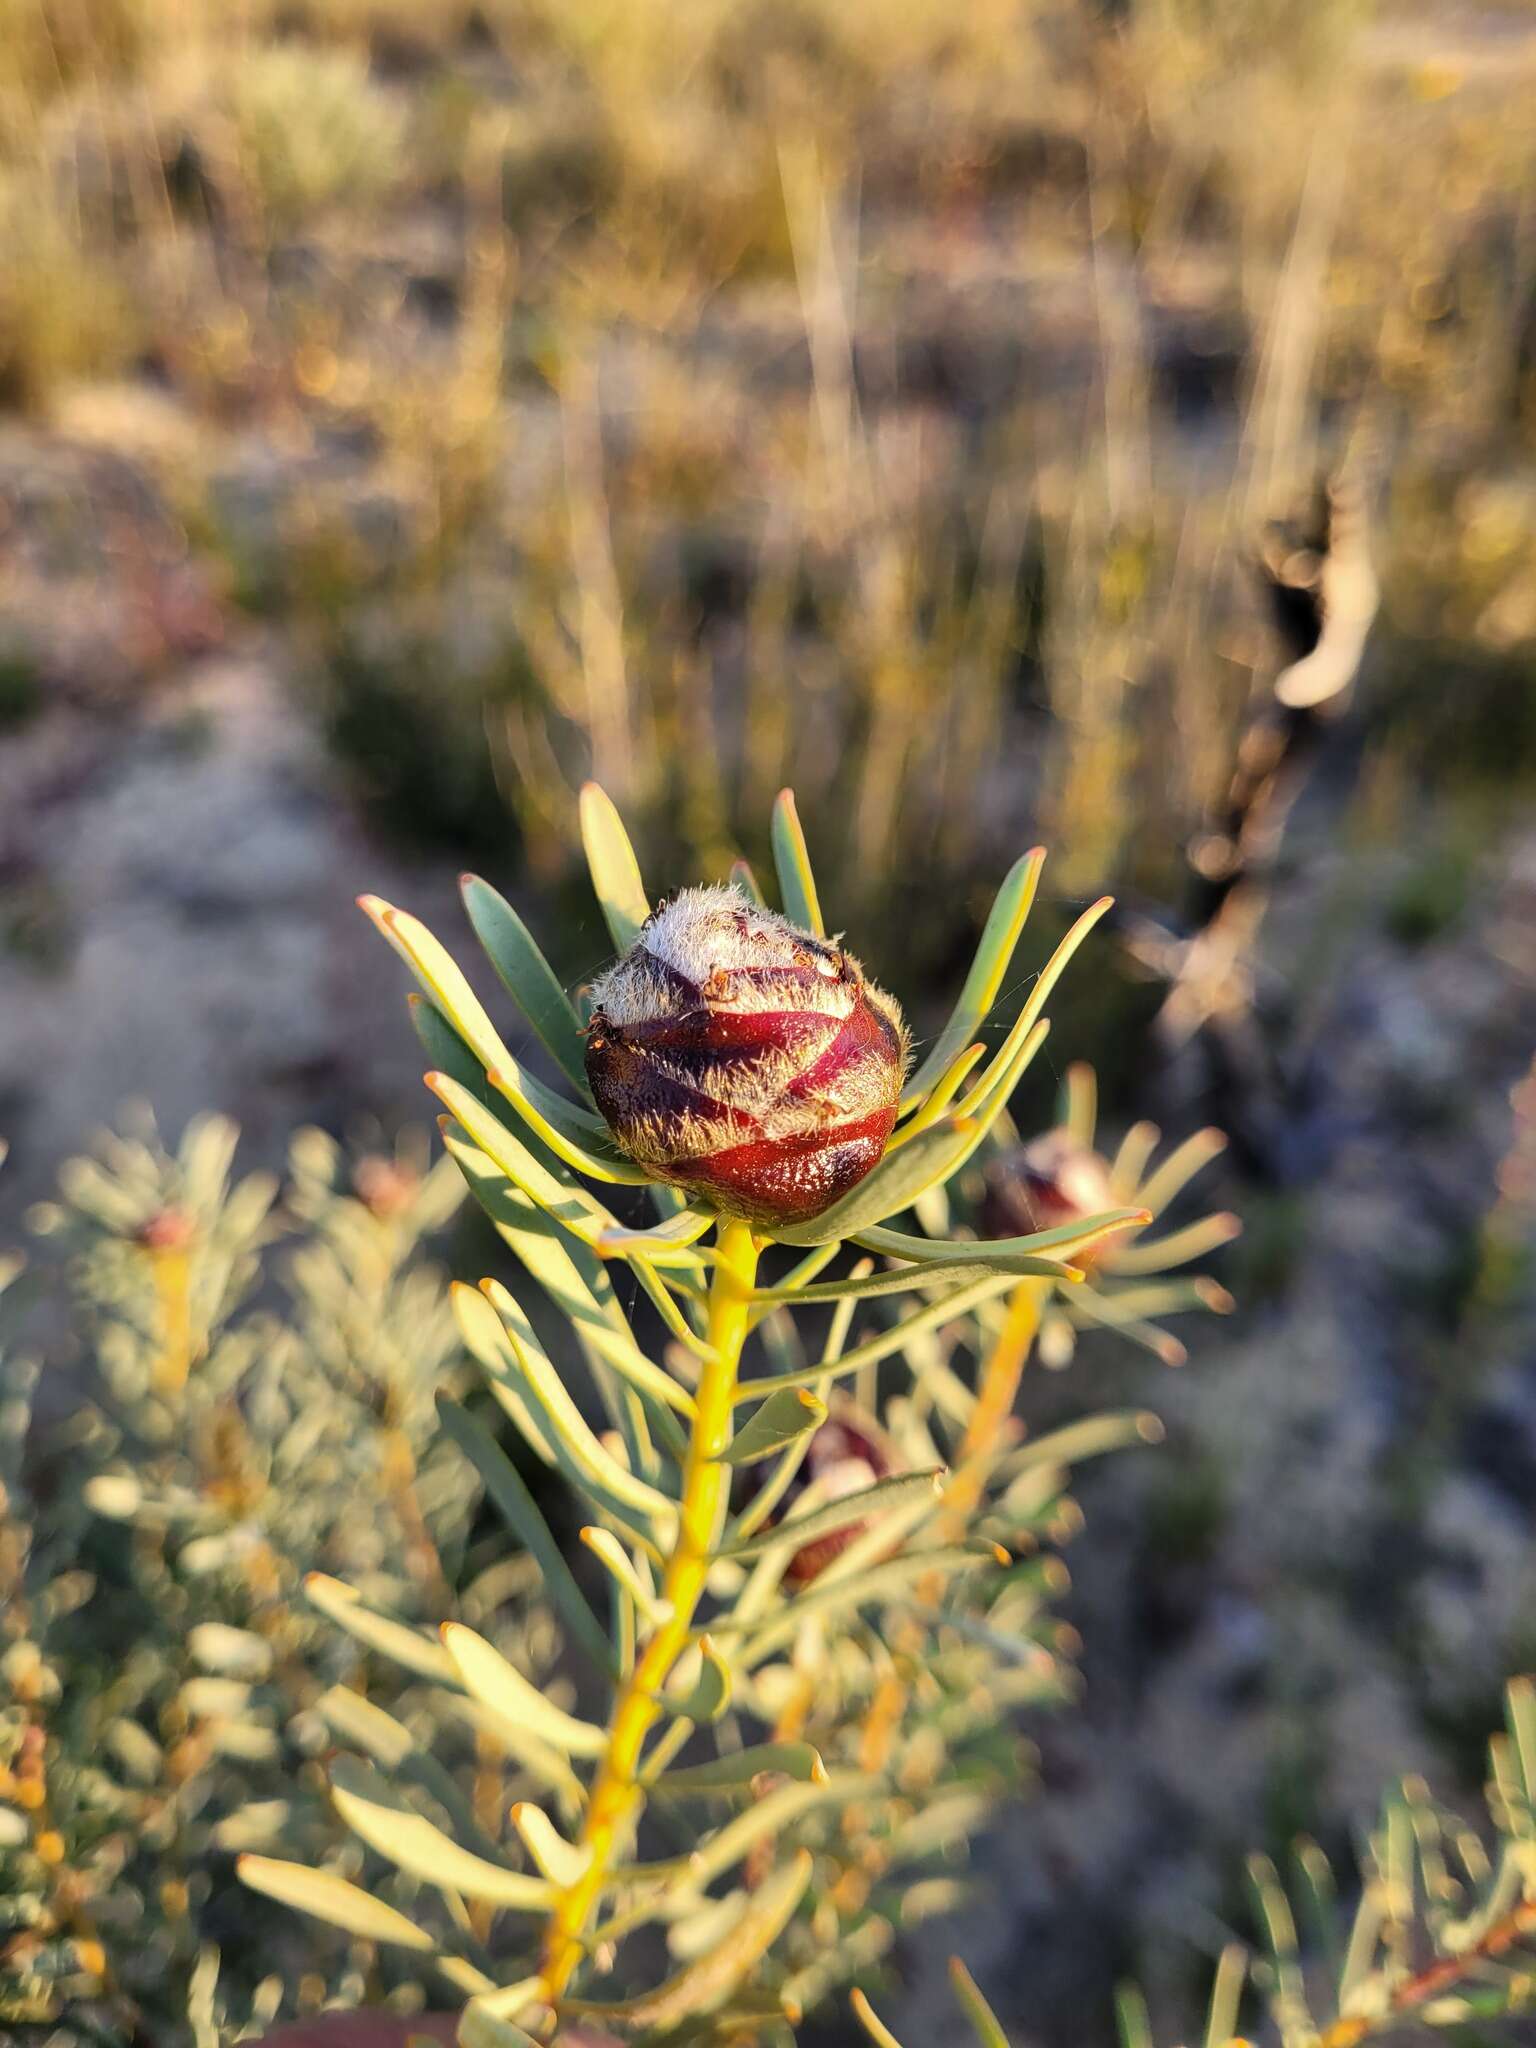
[855, 1676, 1536, 2047]
[0, 1113, 561, 2042]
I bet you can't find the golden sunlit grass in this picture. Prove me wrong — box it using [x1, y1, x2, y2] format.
[2, 0, 1534, 945]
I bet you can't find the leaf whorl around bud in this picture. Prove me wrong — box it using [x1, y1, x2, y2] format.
[584, 887, 909, 1229]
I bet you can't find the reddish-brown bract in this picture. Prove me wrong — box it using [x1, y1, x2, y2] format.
[584, 888, 907, 1229]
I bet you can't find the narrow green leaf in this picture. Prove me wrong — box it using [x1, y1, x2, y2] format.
[949, 1959, 1008, 2048]
[580, 782, 650, 953]
[480, 1277, 679, 1540]
[508, 1803, 589, 1887]
[771, 789, 825, 935]
[1202, 1942, 1248, 2048]
[855, 1208, 1149, 1273]
[435, 1398, 612, 1678]
[730, 1548, 1002, 1667]
[442, 1128, 701, 1450]
[596, 1209, 716, 1264]
[903, 848, 1045, 1106]
[1063, 1061, 1097, 1146]
[304, 1574, 456, 1684]
[485, 1060, 651, 1184]
[440, 1695, 586, 1821]
[452, 1281, 557, 1465]
[236, 1856, 436, 1951]
[889, 1041, 986, 1144]
[330, 1758, 553, 1909]
[461, 874, 590, 1093]
[466, 1978, 549, 2028]
[729, 859, 766, 905]
[1136, 1125, 1228, 1215]
[364, 895, 521, 1099]
[581, 1526, 673, 1625]
[1114, 1984, 1153, 2048]
[736, 1272, 1021, 1402]
[656, 1743, 826, 1796]
[852, 1990, 907, 2048]
[949, 1018, 1051, 1140]
[717, 1386, 827, 1466]
[668, 1635, 732, 1723]
[475, 1262, 694, 1438]
[441, 1623, 606, 1758]
[624, 1849, 813, 2029]
[1104, 1210, 1242, 1276]
[430, 1078, 621, 1248]
[954, 896, 1114, 1125]
[410, 993, 504, 1120]
[681, 1775, 872, 1889]
[1510, 1676, 1536, 1803]
[725, 1469, 944, 1561]
[317, 1686, 504, 1865]
[752, 1258, 1004, 1305]
[999, 1411, 1164, 1489]
[459, 2000, 543, 2048]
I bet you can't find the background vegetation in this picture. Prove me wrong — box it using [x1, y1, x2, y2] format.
[2, 0, 1536, 2042]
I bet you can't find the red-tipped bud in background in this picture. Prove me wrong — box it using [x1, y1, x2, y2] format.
[981, 1130, 1120, 1256]
[584, 887, 908, 1229]
[352, 1155, 420, 1220]
[783, 1407, 898, 1584]
[737, 1402, 900, 1584]
[135, 1206, 196, 1255]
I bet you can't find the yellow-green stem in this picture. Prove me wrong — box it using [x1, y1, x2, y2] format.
[536, 1215, 760, 2008]
[149, 1244, 196, 1397]
[940, 1275, 1049, 1535]
[872, 1277, 1048, 1774]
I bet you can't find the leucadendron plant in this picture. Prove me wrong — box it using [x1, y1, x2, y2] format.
[242, 786, 1208, 2044]
[853, 1677, 1536, 2048]
[0, 1116, 518, 2044]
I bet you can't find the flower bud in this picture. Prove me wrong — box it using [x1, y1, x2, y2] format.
[738, 1402, 899, 1584]
[352, 1155, 419, 1219]
[585, 887, 907, 1228]
[783, 1408, 897, 1584]
[981, 1130, 1119, 1254]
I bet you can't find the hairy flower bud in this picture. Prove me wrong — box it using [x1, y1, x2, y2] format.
[584, 887, 908, 1228]
[981, 1130, 1118, 1250]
